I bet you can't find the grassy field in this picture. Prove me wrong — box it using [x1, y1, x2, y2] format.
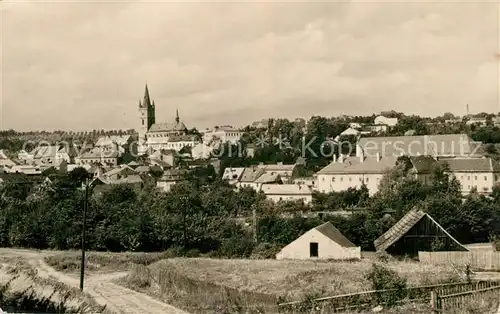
[44, 250, 180, 273]
[151, 258, 459, 299]
[115, 257, 460, 314]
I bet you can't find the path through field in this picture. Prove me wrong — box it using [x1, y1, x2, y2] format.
[0, 249, 190, 314]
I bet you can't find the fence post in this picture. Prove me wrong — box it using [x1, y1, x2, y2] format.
[430, 291, 440, 313]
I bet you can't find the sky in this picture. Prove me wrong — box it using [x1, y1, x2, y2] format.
[1, 0, 499, 131]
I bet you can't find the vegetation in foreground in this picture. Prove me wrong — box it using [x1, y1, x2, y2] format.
[0, 261, 111, 314]
[115, 257, 460, 314]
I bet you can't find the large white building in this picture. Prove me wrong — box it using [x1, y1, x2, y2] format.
[202, 126, 243, 145]
[137, 85, 199, 154]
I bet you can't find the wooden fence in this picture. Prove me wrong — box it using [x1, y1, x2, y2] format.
[419, 251, 500, 270]
[278, 280, 500, 313]
[431, 282, 500, 313]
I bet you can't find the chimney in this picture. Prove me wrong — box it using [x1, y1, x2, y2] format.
[376, 152, 381, 162]
[339, 154, 344, 163]
[333, 154, 337, 163]
[360, 154, 364, 162]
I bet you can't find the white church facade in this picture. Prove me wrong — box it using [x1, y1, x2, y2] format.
[137, 85, 199, 154]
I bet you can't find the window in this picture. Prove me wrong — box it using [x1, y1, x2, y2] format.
[332, 177, 335, 182]
[340, 177, 343, 182]
[310, 242, 318, 257]
[474, 176, 478, 180]
[484, 176, 487, 181]
[142, 119, 144, 126]
[468, 176, 470, 180]
[366, 177, 369, 182]
[349, 177, 352, 182]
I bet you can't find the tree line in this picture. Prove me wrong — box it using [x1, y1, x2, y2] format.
[1, 161, 499, 256]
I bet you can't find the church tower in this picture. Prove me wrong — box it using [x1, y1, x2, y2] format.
[138, 84, 155, 150]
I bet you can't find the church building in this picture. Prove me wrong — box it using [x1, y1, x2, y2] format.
[138, 85, 199, 154]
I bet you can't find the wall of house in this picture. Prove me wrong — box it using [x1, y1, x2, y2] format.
[265, 194, 313, 204]
[157, 180, 177, 193]
[316, 173, 383, 195]
[451, 171, 496, 194]
[276, 229, 361, 260]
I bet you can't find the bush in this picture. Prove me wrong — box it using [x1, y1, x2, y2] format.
[250, 242, 281, 259]
[216, 237, 255, 258]
[365, 263, 408, 307]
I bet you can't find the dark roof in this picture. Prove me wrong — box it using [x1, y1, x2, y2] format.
[315, 222, 356, 248]
[373, 209, 467, 252]
[409, 156, 438, 173]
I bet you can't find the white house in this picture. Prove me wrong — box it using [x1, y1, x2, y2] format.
[276, 222, 361, 260]
[374, 115, 398, 127]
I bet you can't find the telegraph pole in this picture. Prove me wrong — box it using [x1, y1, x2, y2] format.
[80, 178, 92, 291]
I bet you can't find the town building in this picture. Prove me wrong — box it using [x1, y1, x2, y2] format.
[29, 145, 76, 166]
[75, 148, 119, 166]
[315, 155, 398, 195]
[356, 134, 482, 158]
[94, 135, 134, 156]
[0, 150, 16, 167]
[439, 157, 500, 195]
[202, 126, 243, 145]
[276, 222, 361, 260]
[137, 84, 199, 154]
[156, 169, 188, 193]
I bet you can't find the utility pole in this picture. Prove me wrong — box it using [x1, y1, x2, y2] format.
[80, 178, 89, 291]
[252, 205, 258, 243]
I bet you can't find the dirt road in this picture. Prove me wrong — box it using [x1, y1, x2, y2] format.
[0, 249, 190, 314]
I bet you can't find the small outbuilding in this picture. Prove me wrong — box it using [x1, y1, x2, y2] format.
[275, 222, 361, 260]
[374, 208, 468, 256]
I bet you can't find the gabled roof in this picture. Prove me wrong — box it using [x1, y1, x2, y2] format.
[149, 121, 187, 132]
[239, 167, 265, 182]
[254, 172, 281, 184]
[373, 209, 467, 252]
[317, 156, 398, 175]
[409, 156, 438, 174]
[258, 163, 297, 173]
[260, 184, 313, 196]
[314, 222, 356, 248]
[439, 157, 495, 173]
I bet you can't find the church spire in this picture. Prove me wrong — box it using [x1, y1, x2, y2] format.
[143, 84, 152, 108]
[175, 108, 180, 123]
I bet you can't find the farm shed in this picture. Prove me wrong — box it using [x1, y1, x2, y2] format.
[374, 209, 468, 256]
[275, 222, 361, 260]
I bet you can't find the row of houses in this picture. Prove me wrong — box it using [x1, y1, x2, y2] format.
[220, 134, 500, 201]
